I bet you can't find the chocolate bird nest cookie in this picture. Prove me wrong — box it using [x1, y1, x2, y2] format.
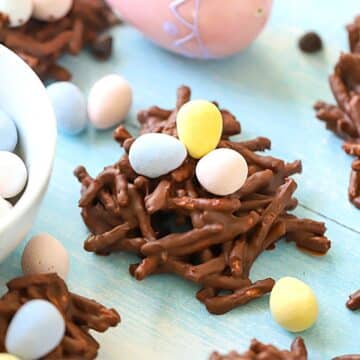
[75, 86, 331, 315]
[0, 273, 120, 359]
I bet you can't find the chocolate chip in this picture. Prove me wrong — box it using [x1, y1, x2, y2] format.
[91, 34, 113, 61]
[299, 32, 323, 53]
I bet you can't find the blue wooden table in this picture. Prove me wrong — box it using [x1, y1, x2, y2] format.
[1, 1, 360, 358]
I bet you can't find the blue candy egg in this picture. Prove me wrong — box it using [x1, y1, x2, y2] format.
[0, 109, 17, 152]
[47, 82, 87, 135]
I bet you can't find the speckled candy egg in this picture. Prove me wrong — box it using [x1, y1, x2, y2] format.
[22, 233, 70, 280]
[196, 148, 248, 196]
[0, 152, 27, 199]
[129, 133, 187, 178]
[107, 0, 273, 59]
[0, 0, 33, 27]
[88, 74, 133, 130]
[47, 82, 87, 135]
[5, 299, 65, 359]
[32, 0, 73, 22]
[0, 109, 17, 152]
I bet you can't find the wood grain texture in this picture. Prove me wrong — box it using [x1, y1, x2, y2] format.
[1, 1, 359, 359]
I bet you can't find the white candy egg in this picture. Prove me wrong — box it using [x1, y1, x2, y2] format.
[0, 197, 12, 218]
[88, 74, 132, 130]
[129, 133, 187, 178]
[0, 152, 27, 199]
[196, 148, 248, 196]
[32, 0, 73, 22]
[5, 299, 65, 360]
[0, 0, 33, 27]
[22, 233, 70, 280]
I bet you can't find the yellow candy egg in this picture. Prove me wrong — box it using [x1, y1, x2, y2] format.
[176, 100, 223, 159]
[270, 277, 318, 332]
[0, 354, 20, 360]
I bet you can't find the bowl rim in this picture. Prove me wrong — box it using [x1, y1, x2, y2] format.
[0, 45, 57, 234]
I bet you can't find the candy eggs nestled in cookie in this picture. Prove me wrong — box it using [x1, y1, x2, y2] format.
[129, 133, 187, 178]
[0, 109, 17, 152]
[0, 0, 33, 27]
[32, 0, 73, 22]
[196, 148, 248, 196]
[5, 299, 65, 359]
[88, 74, 133, 130]
[22, 233, 70, 280]
[47, 82, 87, 135]
[270, 277, 318, 332]
[0, 152, 27, 199]
[177, 100, 223, 159]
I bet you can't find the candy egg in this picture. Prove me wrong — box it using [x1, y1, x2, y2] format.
[0, 152, 27, 199]
[270, 277, 318, 332]
[0, 109, 17, 152]
[0, 354, 20, 360]
[22, 233, 70, 280]
[0, 0, 33, 27]
[129, 133, 187, 178]
[47, 82, 87, 135]
[5, 299, 65, 359]
[107, 0, 273, 59]
[88, 74, 132, 130]
[177, 100, 223, 159]
[0, 197, 12, 218]
[196, 148, 248, 196]
[32, 0, 73, 22]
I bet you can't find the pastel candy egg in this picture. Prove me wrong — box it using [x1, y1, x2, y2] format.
[107, 0, 273, 59]
[0, 197, 12, 218]
[47, 82, 87, 135]
[5, 299, 65, 359]
[22, 233, 70, 280]
[0, 109, 17, 152]
[32, 0, 73, 22]
[177, 100, 223, 159]
[270, 277, 318, 332]
[129, 133, 187, 178]
[0, 152, 27, 199]
[0, 354, 21, 360]
[0, 0, 33, 27]
[88, 74, 132, 130]
[196, 148, 248, 196]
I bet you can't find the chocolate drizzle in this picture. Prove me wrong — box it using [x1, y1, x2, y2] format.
[75, 86, 331, 315]
[0, 273, 120, 359]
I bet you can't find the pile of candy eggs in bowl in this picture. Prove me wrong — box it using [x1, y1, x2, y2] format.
[129, 99, 249, 196]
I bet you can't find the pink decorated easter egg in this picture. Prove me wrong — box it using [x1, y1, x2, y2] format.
[107, 0, 273, 59]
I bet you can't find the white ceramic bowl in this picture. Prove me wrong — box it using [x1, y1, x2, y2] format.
[0, 46, 57, 263]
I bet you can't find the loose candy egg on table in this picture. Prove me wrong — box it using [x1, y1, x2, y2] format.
[21, 233, 70, 280]
[196, 148, 248, 196]
[32, 0, 73, 22]
[0, 197, 12, 218]
[269, 277, 319, 332]
[107, 0, 273, 59]
[47, 82, 87, 135]
[5, 299, 65, 359]
[129, 133, 187, 178]
[176, 100, 222, 159]
[0, 109, 17, 152]
[88, 74, 133, 130]
[0, 152, 27, 199]
[0, 0, 33, 27]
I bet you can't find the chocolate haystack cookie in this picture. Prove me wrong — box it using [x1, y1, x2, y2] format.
[75, 86, 331, 315]
[314, 52, 360, 208]
[0, 273, 120, 359]
[346, 288, 360, 310]
[0, 0, 119, 81]
[210, 337, 307, 360]
[347, 16, 360, 54]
